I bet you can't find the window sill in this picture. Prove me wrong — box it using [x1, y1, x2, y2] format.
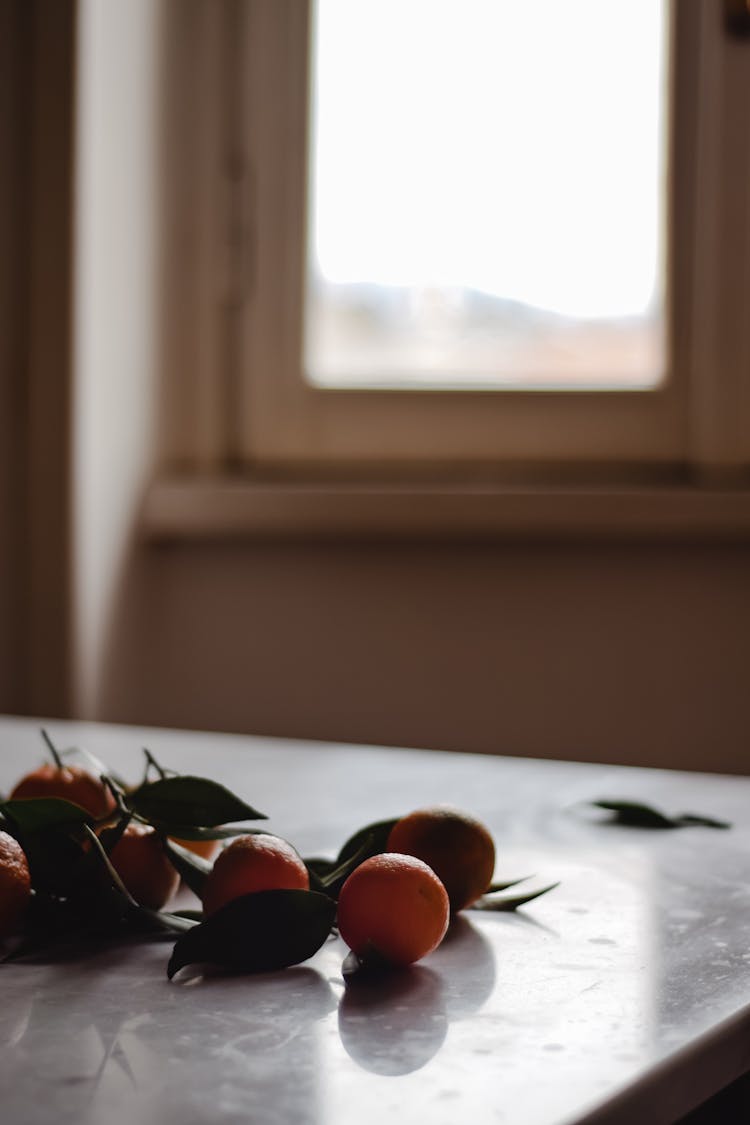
[141, 474, 750, 543]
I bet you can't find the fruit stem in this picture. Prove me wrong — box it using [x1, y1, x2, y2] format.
[83, 824, 138, 906]
[143, 747, 167, 780]
[99, 807, 132, 851]
[102, 776, 131, 825]
[40, 728, 64, 770]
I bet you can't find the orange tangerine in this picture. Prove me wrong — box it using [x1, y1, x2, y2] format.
[109, 823, 180, 910]
[202, 833, 309, 916]
[10, 762, 116, 820]
[170, 836, 221, 861]
[387, 806, 495, 912]
[337, 852, 450, 966]
[0, 831, 32, 938]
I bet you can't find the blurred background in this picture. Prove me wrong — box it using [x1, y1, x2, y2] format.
[1, 0, 749, 773]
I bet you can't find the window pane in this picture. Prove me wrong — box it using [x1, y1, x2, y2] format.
[305, 0, 667, 390]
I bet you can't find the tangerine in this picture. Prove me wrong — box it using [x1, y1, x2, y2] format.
[10, 762, 116, 820]
[170, 835, 221, 861]
[109, 823, 180, 910]
[387, 806, 495, 912]
[0, 831, 32, 938]
[202, 833, 309, 916]
[337, 852, 450, 966]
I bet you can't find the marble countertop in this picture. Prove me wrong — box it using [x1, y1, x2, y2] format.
[1, 717, 749, 1125]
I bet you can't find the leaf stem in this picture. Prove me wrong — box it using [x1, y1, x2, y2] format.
[40, 728, 64, 770]
[104, 776, 130, 819]
[83, 824, 139, 907]
[143, 747, 168, 781]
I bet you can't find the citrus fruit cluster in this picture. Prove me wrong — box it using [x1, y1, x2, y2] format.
[0, 733, 266, 956]
[165, 803, 499, 977]
[1, 732, 556, 980]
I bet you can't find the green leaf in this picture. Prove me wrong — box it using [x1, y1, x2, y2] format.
[3, 896, 197, 961]
[471, 882, 560, 912]
[303, 857, 335, 877]
[10, 834, 88, 897]
[673, 813, 731, 829]
[167, 889, 336, 979]
[1, 797, 94, 834]
[304, 864, 329, 895]
[592, 799, 677, 827]
[0, 799, 94, 896]
[336, 817, 399, 865]
[152, 823, 253, 842]
[95, 816, 132, 855]
[591, 799, 731, 830]
[127, 776, 266, 828]
[318, 840, 374, 900]
[162, 838, 213, 898]
[486, 876, 533, 893]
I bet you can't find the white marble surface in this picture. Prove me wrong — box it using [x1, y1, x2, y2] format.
[1, 717, 750, 1125]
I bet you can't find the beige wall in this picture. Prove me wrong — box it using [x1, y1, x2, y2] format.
[92, 538, 750, 775]
[68, 1, 750, 776]
[2, 0, 742, 774]
[73, 0, 161, 717]
[3, 3, 747, 778]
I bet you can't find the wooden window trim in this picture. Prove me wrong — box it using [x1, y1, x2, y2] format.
[151, 0, 750, 540]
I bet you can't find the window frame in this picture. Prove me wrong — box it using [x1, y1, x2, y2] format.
[152, 0, 750, 539]
[240, 0, 691, 471]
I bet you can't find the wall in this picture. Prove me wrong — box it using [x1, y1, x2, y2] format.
[73, 0, 161, 717]
[0, 1, 76, 717]
[0, 0, 26, 711]
[72, 2, 750, 777]
[92, 537, 750, 775]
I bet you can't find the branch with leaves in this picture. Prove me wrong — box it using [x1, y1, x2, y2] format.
[1, 734, 560, 980]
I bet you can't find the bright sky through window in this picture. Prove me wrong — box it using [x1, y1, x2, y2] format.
[306, 0, 667, 388]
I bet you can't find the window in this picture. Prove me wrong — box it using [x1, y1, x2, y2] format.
[306, 1, 666, 394]
[154, 0, 750, 532]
